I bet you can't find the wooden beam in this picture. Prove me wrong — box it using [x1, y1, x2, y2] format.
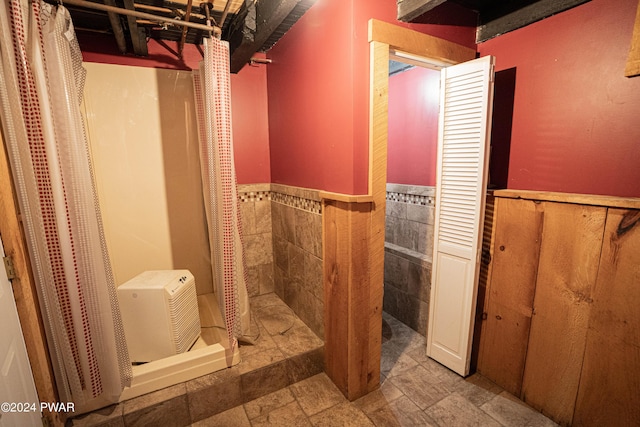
[625, 0, 640, 77]
[368, 19, 476, 66]
[122, 0, 148, 56]
[104, 0, 127, 54]
[227, 0, 302, 73]
[397, 0, 447, 22]
[477, 0, 590, 42]
[178, 0, 194, 58]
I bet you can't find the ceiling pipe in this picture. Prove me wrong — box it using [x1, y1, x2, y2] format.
[61, 0, 220, 35]
[249, 57, 272, 66]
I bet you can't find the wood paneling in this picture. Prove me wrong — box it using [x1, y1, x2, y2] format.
[479, 192, 640, 426]
[522, 202, 606, 425]
[477, 197, 543, 395]
[573, 208, 640, 426]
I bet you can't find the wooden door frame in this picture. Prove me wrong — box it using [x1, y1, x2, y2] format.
[368, 16, 477, 376]
[321, 19, 475, 401]
[0, 129, 62, 426]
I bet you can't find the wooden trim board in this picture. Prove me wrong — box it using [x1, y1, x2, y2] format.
[494, 189, 640, 209]
[0, 131, 62, 426]
[318, 191, 373, 203]
[625, 0, 640, 77]
[368, 19, 476, 65]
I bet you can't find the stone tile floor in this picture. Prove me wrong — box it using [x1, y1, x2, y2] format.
[69, 293, 324, 426]
[193, 312, 558, 427]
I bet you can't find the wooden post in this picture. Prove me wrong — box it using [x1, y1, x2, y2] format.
[323, 200, 376, 400]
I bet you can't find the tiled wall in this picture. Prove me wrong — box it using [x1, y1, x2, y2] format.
[238, 184, 274, 297]
[270, 184, 324, 340]
[384, 183, 435, 336]
[238, 184, 324, 340]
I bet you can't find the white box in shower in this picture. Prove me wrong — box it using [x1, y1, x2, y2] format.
[117, 270, 201, 363]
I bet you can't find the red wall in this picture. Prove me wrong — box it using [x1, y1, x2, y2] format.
[267, 0, 476, 194]
[79, 35, 270, 184]
[387, 67, 440, 186]
[230, 62, 271, 184]
[478, 0, 640, 197]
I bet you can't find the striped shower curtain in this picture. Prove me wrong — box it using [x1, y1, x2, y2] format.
[0, 0, 131, 409]
[192, 37, 251, 350]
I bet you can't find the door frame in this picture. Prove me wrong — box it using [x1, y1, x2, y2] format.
[321, 21, 476, 400]
[0, 123, 60, 425]
[367, 18, 476, 368]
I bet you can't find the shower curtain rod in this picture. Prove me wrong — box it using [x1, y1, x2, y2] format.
[60, 0, 221, 35]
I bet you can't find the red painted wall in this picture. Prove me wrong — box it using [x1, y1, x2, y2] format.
[79, 34, 203, 70]
[230, 62, 271, 184]
[79, 34, 271, 184]
[267, 0, 476, 194]
[387, 67, 440, 186]
[478, 0, 640, 197]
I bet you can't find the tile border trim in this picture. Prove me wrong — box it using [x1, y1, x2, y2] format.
[236, 183, 322, 214]
[386, 183, 435, 206]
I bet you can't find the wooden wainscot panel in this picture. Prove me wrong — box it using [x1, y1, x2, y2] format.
[323, 199, 378, 400]
[477, 197, 543, 396]
[573, 209, 640, 426]
[521, 202, 606, 425]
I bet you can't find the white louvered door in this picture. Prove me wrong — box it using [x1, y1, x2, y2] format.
[427, 55, 495, 376]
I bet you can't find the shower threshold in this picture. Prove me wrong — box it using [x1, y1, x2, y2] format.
[119, 292, 240, 401]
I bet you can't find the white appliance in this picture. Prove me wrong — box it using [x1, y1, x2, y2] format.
[117, 270, 201, 363]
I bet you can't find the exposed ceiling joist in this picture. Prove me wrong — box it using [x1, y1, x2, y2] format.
[66, 0, 315, 72]
[397, 0, 447, 23]
[103, 0, 127, 53]
[397, 0, 592, 43]
[226, 0, 307, 73]
[477, 0, 590, 42]
[122, 0, 148, 55]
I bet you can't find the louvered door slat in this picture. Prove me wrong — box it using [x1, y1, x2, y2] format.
[427, 55, 495, 376]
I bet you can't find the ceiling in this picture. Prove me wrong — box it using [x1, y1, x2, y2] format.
[64, 0, 589, 72]
[65, 0, 315, 72]
[402, 0, 590, 42]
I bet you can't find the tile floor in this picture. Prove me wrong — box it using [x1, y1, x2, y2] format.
[193, 312, 558, 427]
[69, 293, 324, 426]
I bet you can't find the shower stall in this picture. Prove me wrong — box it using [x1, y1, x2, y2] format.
[0, 1, 250, 415]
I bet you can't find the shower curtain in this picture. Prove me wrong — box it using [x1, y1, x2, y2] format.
[0, 0, 131, 409]
[193, 37, 251, 350]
